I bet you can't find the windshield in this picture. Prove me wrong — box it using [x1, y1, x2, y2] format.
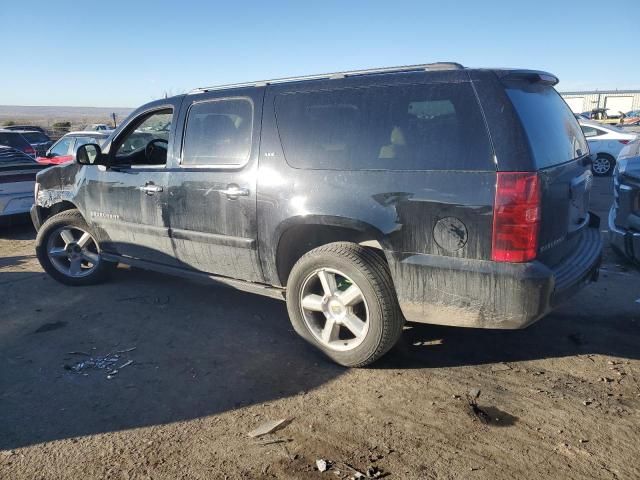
[506, 84, 588, 169]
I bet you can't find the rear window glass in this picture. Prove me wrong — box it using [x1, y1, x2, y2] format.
[0, 132, 29, 149]
[20, 132, 49, 143]
[506, 85, 588, 169]
[275, 83, 493, 171]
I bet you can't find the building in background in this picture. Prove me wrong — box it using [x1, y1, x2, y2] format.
[560, 90, 640, 116]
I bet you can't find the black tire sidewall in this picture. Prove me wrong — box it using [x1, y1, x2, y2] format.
[35, 210, 113, 286]
[286, 245, 397, 367]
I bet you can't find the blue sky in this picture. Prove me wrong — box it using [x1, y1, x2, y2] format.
[1, 0, 638, 107]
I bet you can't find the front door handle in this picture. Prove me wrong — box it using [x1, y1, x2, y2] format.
[140, 183, 163, 195]
[219, 184, 249, 199]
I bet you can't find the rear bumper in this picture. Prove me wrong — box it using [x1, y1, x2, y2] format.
[0, 192, 33, 217]
[388, 221, 602, 329]
[609, 206, 640, 263]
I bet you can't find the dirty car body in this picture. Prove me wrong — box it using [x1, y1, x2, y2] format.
[31, 63, 602, 366]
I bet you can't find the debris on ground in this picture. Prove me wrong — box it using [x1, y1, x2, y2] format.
[247, 418, 291, 438]
[256, 438, 291, 446]
[465, 389, 491, 424]
[316, 458, 328, 472]
[63, 348, 136, 378]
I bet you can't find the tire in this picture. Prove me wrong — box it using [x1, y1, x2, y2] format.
[592, 154, 615, 176]
[286, 242, 405, 367]
[35, 209, 116, 286]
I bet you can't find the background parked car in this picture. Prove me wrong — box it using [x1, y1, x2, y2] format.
[623, 110, 640, 124]
[13, 130, 52, 157]
[609, 140, 640, 265]
[84, 123, 113, 132]
[1, 125, 47, 134]
[0, 146, 43, 224]
[579, 120, 638, 176]
[0, 129, 36, 157]
[36, 131, 110, 165]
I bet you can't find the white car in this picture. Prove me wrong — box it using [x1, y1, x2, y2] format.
[579, 120, 638, 176]
[0, 146, 43, 224]
[84, 123, 113, 131]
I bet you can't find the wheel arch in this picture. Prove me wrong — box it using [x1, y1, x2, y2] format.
[273, 215, 389, 286]
[39, 200, 79, 224]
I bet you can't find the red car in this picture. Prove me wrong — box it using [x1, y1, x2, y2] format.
[37, 131, 110, 165]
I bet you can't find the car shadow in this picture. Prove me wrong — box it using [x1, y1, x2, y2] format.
[376, 309, 640, 369]
[0, 267, 343, 450]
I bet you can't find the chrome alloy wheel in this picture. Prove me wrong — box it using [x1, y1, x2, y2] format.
[593, 156, 612, 175]
[299, 268, 370, 351]
[46, 226, 101, 278]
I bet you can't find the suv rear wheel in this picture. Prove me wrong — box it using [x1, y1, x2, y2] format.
[286, 242, 404, 367]
[35, 209, 116, 286]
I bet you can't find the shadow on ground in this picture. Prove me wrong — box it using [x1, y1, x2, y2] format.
[0, 267, 342, 450]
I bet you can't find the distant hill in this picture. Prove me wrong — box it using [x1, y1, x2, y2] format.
[0, 105, 134, 130]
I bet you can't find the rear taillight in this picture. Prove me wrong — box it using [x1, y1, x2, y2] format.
[492, 172, 541, 263]
[24, 146, 35, 155]
[619, 140, 631, 145]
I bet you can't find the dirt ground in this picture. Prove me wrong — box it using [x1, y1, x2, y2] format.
[1, 177, 639, 480]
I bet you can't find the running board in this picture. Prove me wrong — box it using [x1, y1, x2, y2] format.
[101, 253, 286, 301]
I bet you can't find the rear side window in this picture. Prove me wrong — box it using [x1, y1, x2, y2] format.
[0, 132, 29, 150]
[275, 83, 494, 171]
[182, 98, 253, 167]
[506, 85, 588, 169]
[581, 125, 608, 138]
[20, 132, 49, 143]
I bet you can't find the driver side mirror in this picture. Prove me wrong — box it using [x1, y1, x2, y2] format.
[76, 143, 107, 166]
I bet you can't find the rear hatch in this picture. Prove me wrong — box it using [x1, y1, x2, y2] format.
[504, 79, 593, 267]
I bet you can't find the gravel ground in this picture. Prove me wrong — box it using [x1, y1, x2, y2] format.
[1, 177, 639, 480]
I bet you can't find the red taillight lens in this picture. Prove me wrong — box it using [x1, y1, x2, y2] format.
[492, 172, 541, 263]
[619, 140, 630, 145]
[24, 146, 35, 155]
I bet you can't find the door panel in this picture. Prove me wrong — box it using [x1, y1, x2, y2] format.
[82, 98, 183, 266]
[165, 88, 264, 282]
[84, 167, 176, 264]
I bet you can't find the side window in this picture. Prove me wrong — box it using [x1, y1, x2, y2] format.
[113, 109, 173, 165]
[274, 83, 493, 171]
[181, 98, 253, 166]
[581, 126, 607, 138]
[50, 137, 74, 156]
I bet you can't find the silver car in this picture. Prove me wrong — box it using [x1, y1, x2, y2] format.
[0, 146, 43, 222]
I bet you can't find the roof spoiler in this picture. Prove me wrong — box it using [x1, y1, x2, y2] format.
[498, 70, 559, 86]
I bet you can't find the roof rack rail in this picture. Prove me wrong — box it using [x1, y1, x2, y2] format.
[190, 62, 464, 94]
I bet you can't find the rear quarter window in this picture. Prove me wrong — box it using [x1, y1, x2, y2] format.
[506, 85, 588, 169]
[0, 132, 29, 149]
[275, 83, 494, 171]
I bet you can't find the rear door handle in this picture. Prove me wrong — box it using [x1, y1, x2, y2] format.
[219, 184, 249, 199]
[140, 183, 163, 194]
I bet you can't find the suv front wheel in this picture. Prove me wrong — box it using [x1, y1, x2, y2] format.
[35, 209, 116, 286]
[286, 242, 405, 367]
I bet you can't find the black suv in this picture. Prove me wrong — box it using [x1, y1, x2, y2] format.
[31, 63, 602, 366]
